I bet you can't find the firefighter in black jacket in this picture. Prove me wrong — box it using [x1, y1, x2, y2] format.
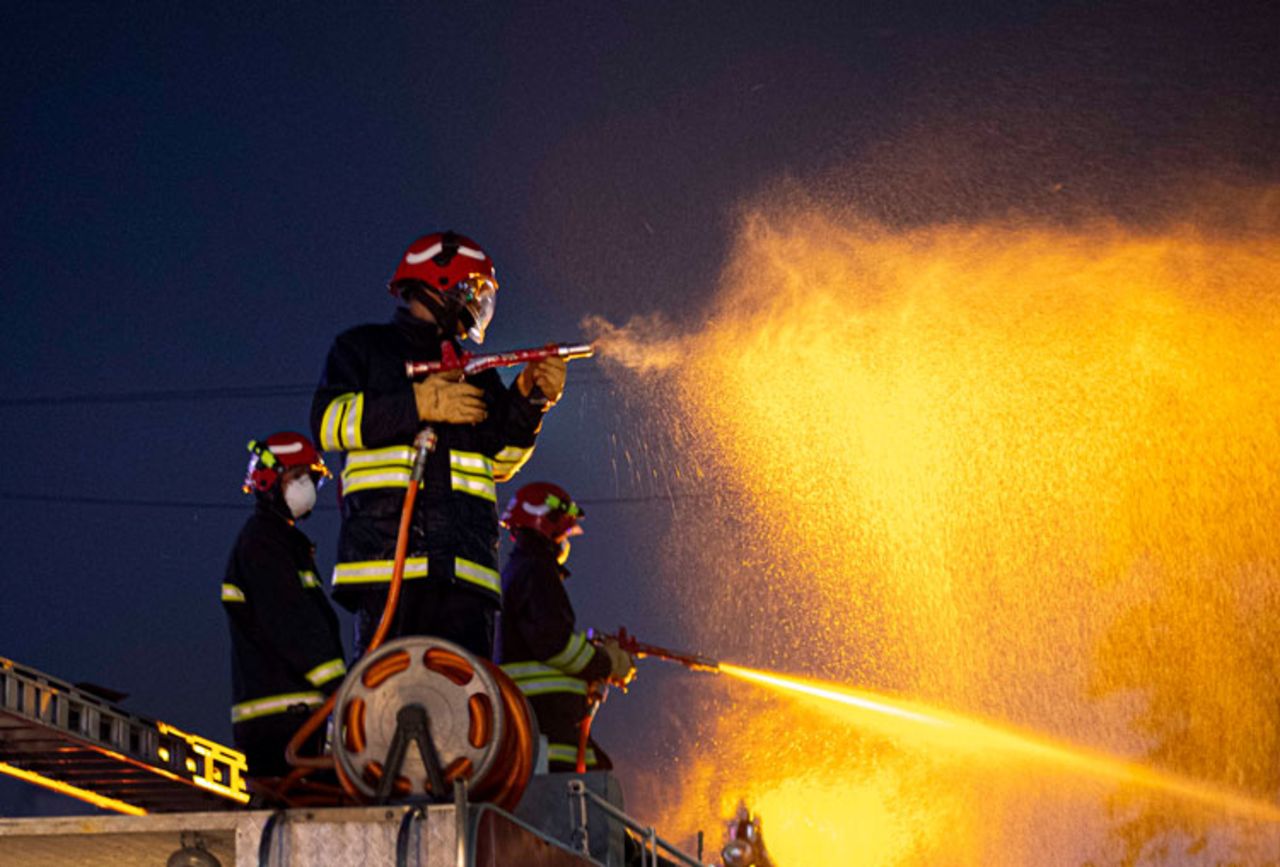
[496, 482, 636, 771]
[312, 230, 564, 661]
[222, 432, 347, 779]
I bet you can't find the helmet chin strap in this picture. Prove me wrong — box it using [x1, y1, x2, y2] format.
[407, 284, 475, 339]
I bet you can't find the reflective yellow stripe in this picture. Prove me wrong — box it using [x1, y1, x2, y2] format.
[454, 557, 500, 595]
[341, 446, 414, 494]
[319, 393, 365, 451]
[230, 691, 324, 723]
[221, 583, 246, 603]
[343, 394, 365, 450]
[492, 444, 534, 482]
[500, 662, 588, 696]
[547, 743, 597, 766]
[332, 558, 429, 587]
[344, 446, 414, 470]
[501, 661, 559, 679]
[344, 469, 412, 494]
[298, 570, 319, 589]
[450, 450, 496, 502]
[547, 631, 595, 674]
[450, 472, 496, 502]
[449, 450, 493, 474]
[304, 657, 347, 687]
[511, 676, 588, 697]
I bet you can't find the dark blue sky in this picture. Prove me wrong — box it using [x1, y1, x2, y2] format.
[3, 0, 1277, 817]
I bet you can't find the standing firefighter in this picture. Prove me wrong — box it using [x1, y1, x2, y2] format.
[497, 482, 636, 771]
[222, 432, 346, 779]
[312, 231, 565, 660]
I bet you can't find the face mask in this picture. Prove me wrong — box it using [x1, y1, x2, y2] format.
[284, 476, 317, 518]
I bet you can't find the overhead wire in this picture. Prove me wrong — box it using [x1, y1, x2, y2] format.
[0, 490, 710, 510]
[0, 373, 615, 409]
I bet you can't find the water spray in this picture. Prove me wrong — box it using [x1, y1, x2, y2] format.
[594, 627, 1280, 824]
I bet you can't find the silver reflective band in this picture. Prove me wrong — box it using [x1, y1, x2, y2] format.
[305, 657, 347, 687]
[332, 558, 429, 586]
[341, 446, 413, 493]
[547, 743, 597, 765]
[500, 662, 587, 696]
[546, 631, 594, 674]
[454, 557, 501, 595]
[230, 691, 324, 723]
[450, 472, 496, 502]
[492, 444, 533, 481]
[221, 583, 246, 603]
[320, 393, 365, 451]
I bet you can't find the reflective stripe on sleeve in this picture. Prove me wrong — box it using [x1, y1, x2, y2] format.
[454, 557, 501, 596]
[230, 691, 324, 724]
[319, 393, 366, 451]
[221, 583, 246, 603]
[332, 558, 429, 587]
[304, 657, 347, 687]
[491, 444, 534, 482]
[547, 743, 597, 766]
[546, 631, 595, 675]
[499, 661, 588, 696]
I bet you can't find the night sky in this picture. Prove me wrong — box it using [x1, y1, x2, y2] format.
[2, 0, 1277, 819]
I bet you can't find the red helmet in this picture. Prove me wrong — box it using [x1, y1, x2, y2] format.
[243, 432, 331, 494]
[500, 482, 585, 542]
[389, 231, 499, 343]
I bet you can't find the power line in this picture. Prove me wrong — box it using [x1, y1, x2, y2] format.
[0, 375, 615, 409]
[0, 490, 709, 510]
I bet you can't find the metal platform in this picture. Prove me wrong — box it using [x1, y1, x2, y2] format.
[0, 656, 248, 814]
[0, 802, 601, 866]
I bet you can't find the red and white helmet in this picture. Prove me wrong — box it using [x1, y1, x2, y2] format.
[500, 481, 585, 542]
[243, 431, 331, 494]
[389, 231, 498, 343]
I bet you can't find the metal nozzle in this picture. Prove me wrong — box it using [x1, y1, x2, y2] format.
[556, 342, 595, 360]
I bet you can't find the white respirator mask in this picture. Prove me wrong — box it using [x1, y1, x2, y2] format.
[284, 475, 317, 518]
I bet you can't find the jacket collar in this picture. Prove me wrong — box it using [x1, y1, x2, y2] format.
[392, 306, 458, 356]
[511, 529, 571, 580]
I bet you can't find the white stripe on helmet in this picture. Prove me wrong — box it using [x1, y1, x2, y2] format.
[405, 242, 443, 265]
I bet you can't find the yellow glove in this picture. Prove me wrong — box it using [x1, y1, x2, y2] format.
[600, 638, 637, 688]
[517, 356, 567, 405]
[413, 373, 488, 424]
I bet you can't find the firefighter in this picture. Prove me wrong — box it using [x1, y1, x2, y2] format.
[312, 230, 564, 661]
[221, 432, 347, 779]
[496, 482, 636, 772]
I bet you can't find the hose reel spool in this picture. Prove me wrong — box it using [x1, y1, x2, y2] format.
[331, 636, 536, 811]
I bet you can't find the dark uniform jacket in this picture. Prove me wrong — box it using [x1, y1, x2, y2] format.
[311, 309, 547, 612]
[222, 501, 347, 729]
[497, 530, 613, 769]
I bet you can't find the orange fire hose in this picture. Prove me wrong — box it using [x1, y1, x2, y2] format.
[280, 427, 435, 793]
[576, 684, 606, 773]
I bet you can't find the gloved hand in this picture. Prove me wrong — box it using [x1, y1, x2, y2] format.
[600, 637, 637, 688]
[414, 372, 488, 424]
[517, 356, 567, 405]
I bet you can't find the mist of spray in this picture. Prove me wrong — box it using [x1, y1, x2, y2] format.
[591, 191, 1280, 865]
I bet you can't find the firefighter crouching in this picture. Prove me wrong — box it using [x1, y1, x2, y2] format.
[221, 432, 347, 779]
[496, 482, 635, 771]
[312, 230, 565, 661]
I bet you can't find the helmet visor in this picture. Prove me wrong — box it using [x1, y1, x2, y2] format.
[457, 275, 497, 343]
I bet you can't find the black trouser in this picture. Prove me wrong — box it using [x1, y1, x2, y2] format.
[352, 583, 496, 661]
[234, 707, 324, 779]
